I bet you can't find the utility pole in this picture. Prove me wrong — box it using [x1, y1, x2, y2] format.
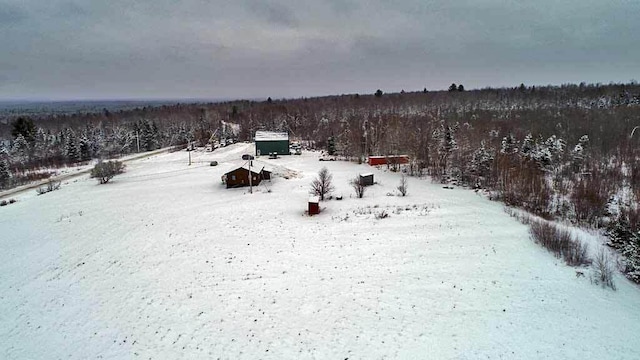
[248, 160, 252, 194]
[136, 130, 140, 153]
[188, 141, 192, 166]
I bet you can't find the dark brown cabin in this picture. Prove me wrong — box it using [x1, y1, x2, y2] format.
[222, 166, 271, 188]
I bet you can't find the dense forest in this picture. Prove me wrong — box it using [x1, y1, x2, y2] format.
[1, 82, 639, 282]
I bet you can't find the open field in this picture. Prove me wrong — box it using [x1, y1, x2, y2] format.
[1, 143, 639, 359]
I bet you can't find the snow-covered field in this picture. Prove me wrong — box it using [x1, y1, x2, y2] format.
[2, 143, 640, 359]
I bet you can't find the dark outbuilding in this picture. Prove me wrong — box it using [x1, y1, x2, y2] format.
[308, 196, 320, 215]
[222, 165, 271, 188]
[359, 173, 374, 186]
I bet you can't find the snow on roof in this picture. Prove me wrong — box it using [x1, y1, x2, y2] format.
[368, 155, 409, 158]
[255, 131, 289, 141]
[360, 173, 374, 177]
[222, 163, 260, 175]
[309, 196, 320, 203]
[241, 164, 264, 174]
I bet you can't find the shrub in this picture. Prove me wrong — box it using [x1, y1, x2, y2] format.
[571, 167, 617, 225]
[350, 175, 366, 198]
[566, 239, 590, 267]
[397, 174, 408, 196]
[496, 159, 553, 219]
[90, 160, 125, 184]
[36, 179, 61, 195]
[529, 220, 590, 266]
[591, 249, 617, 290]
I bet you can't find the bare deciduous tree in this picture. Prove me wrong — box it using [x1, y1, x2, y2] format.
[591, 248, 616, 290]
[310, 167, 334, 201]
[397, 174, 408, 196]
[351, 175, 366, 198]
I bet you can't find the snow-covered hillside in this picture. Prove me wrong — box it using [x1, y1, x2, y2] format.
[1, 143, 639, 359]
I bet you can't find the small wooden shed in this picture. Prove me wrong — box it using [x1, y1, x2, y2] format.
[308, 196, 320, 215]
[360, 173, 374, 186]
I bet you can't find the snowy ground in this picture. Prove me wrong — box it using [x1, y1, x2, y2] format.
[2, 142, 640, 359]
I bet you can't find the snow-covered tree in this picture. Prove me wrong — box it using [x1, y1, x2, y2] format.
[520, 133, 534, 158]
[0, 160, 10, 188]
[11, 134, 30, 164]
[621, 231, 640, 283]
[470, 141, 494, 186]
[436, 123, 457, 168]
[544, 135, 566, 166]
[79, 135, 92, 161]
[138, 120, 160, 151]
[500, 134, 518, 154]
[571, 135, 589, 171]
[64, 128, 80, 163]
[0, 142, 9, 157]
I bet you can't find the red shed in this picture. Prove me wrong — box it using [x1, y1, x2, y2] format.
[368, 155, 410, 166]
[308, 196, 320, 215]
[368, 156, 387, 166]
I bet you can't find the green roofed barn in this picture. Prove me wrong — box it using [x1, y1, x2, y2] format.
[255, 131, 289, 156]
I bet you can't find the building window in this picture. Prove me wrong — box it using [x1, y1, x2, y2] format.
[231, 175, 236, 180]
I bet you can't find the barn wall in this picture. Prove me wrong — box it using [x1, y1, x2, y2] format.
[256, 140, 290, 156]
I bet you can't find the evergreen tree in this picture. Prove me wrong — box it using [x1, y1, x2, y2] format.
[500, 134, 518, 154]
[138, 120, 159, 151]
[79, 135, 92, 161]
[457, 84, 465, 92]
[470, 142, 494, 180]
[571, 134, 590, 172]
[11, 134, 30, 164]
[606, 216, 633, 249]
[0, 160, 10, 188]
[448, 83, 457, 92]
[64, 128, 80, 163]
[327, 136, 336, 155]
[0, 142, 9, 157]
[621, 231, 640, 283]
[545, 135, 566, 165]
[520, 133, 534, 157]
[11, 117, 36, 143]
[375, 89, 383, 97]
[33, 127, 49, 160]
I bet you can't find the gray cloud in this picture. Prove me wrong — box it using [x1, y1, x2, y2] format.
[0, 2, 28, 25]
[245, 0, 298, 28]
[0, 0, 638, 100]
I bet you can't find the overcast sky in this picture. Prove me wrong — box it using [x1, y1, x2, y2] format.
[1, 0, 638, 101]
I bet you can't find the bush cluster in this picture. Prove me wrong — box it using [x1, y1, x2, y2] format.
[36, 179, 61, 195]
[90, 160, 125, 184]
[529, 220, 590, 267]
